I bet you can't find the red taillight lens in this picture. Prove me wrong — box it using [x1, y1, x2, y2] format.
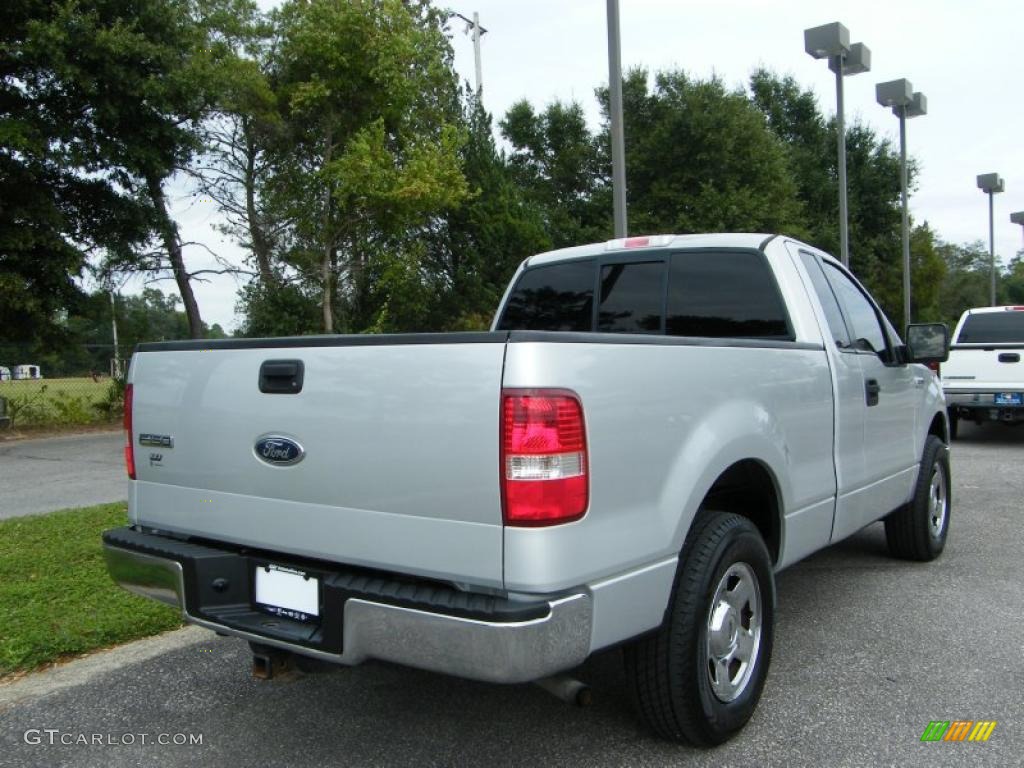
[501, 389, 588, 526]
[124, 383, 135, 479]
[927, 361, 941, 376]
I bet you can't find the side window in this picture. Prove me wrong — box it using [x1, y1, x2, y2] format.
[800, 252, 851, 348]
[822, 263, 888, 356]
[497, 261, 595, 331]
[667, 251, 791, 338]
[598, 262, 665, 334]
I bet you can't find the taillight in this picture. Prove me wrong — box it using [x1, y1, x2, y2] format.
[927, 361, 941, 376]
[501, 389, 588, 526]
[124, 383, 135, 479]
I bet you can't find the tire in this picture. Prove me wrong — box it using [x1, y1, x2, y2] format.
[884, 435, 951, 561]
[948, 409, 959, 441]
[624, 512, 776, 746]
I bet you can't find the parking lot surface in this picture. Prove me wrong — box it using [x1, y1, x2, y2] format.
[0, 431, 124, 519]
[0, 422, 1020, 767]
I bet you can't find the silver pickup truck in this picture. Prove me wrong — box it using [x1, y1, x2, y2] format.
[104, 233, 951, 745]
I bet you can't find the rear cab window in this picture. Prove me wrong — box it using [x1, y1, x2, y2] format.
[496, 249, 793, 341]
[496, 260, 594, 331]
[957, 311, 1024, 343]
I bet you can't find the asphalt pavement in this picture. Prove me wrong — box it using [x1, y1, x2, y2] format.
[0, 421, 1021, 767]
[0, 431, 125, 519]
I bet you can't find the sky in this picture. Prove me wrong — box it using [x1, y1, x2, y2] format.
[152, 0, 1024, 332]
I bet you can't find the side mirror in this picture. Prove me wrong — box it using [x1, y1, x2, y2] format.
[905, 323, 949, 364]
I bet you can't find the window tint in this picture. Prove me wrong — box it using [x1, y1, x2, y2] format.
[598, 262, 664, 334]
[497, 261, 595, 331]
[958, 312, 1024, 343]
[823, 263, 887, 354]
[666, 251, 790, 338]
[800, 252, 851, 347]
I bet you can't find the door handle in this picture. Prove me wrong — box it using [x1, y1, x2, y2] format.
[865, 378, 880, 407]
[998, 353, 1020, 363]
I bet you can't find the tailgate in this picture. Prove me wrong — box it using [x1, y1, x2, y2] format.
[128, 334, 508, 588]
[944, 347, 1024, 391]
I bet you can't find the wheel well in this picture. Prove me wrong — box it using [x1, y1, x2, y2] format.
[929, 412, 948, 443]
[700, 460, 781, 565]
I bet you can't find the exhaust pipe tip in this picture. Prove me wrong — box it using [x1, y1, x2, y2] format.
[534, 674, 592, 707]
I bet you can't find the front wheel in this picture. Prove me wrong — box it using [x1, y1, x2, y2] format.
[884, 435, 951, 561]
[625, 512, 775, 746]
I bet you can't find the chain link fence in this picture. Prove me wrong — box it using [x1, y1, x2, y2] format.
[0, 344, 131, 430]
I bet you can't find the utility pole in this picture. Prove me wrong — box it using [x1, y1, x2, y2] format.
[109, 289, 122, 379]
[453, 12, 487, 96]
[607, 0, 627, 238]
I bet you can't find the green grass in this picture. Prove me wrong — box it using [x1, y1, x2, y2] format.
[0, 377, 117, 427]
[0, 502, 182, 678]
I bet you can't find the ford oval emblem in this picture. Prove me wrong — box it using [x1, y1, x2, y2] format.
[254, 435, 305, 466]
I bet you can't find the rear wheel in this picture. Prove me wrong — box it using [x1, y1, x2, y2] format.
[884, 435, 950, 561]
[625, 512, 775, 746]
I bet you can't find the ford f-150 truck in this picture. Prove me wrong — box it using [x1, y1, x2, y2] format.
[104, 234, 951, 746]
[942, 305, 1024, 438]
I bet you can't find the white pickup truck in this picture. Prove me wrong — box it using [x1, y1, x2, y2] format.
[104, 234, 950, 746]
[942, 305, 1024, 437]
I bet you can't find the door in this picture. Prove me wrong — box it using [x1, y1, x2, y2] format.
[796, 250, 866, 541]
[820, 261, 917, 538]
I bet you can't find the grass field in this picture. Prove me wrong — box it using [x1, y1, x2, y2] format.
[0, 377, 118, 428]
[0, 503, 183, 678]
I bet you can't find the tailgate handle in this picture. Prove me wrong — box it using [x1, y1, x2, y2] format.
[259, 360, 304, 394]
[998, 353, 1020, 363]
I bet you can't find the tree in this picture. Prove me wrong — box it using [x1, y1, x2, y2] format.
[266, 0, 469, 333]
[936, 240, 993, 325]
[7, 0, 260, 339]
[188, 2, 281, 287]
[1003, 253, 1024, 306]
[501, 99, 607, 248]
[607, 69, 805, 237]
[1, 0, 154, 345]
[413, 98, 551, 331]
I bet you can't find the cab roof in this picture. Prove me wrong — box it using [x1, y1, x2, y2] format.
[526, 233, 774, 268]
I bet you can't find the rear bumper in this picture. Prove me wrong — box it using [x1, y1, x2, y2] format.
[945, 390, 1024, 422]
[102, 527, 591, 684]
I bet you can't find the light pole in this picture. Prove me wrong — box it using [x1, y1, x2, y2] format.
[876, 79, 926, 330]
[805, 22, 871, 268]
[977, 173, 1005, 306]
[607, 0, 627, 238]
[1012, 211, 1024, 250]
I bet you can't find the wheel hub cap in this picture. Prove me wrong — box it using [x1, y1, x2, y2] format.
[929, 462, 948, 539]
[706, 562, 762, 703]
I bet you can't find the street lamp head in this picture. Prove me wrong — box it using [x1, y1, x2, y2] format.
[1011, 211, 1024, 225]
[804, 22, 850, 59]
[905, 92, 927, 118]
[876, 79, 913, 108]
[977, 173, 1005, 194]
[829, 42, 871, 75]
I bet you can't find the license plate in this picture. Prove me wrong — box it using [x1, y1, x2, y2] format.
[994, 392, 1022, 406]
[254, 564, 320, 621]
